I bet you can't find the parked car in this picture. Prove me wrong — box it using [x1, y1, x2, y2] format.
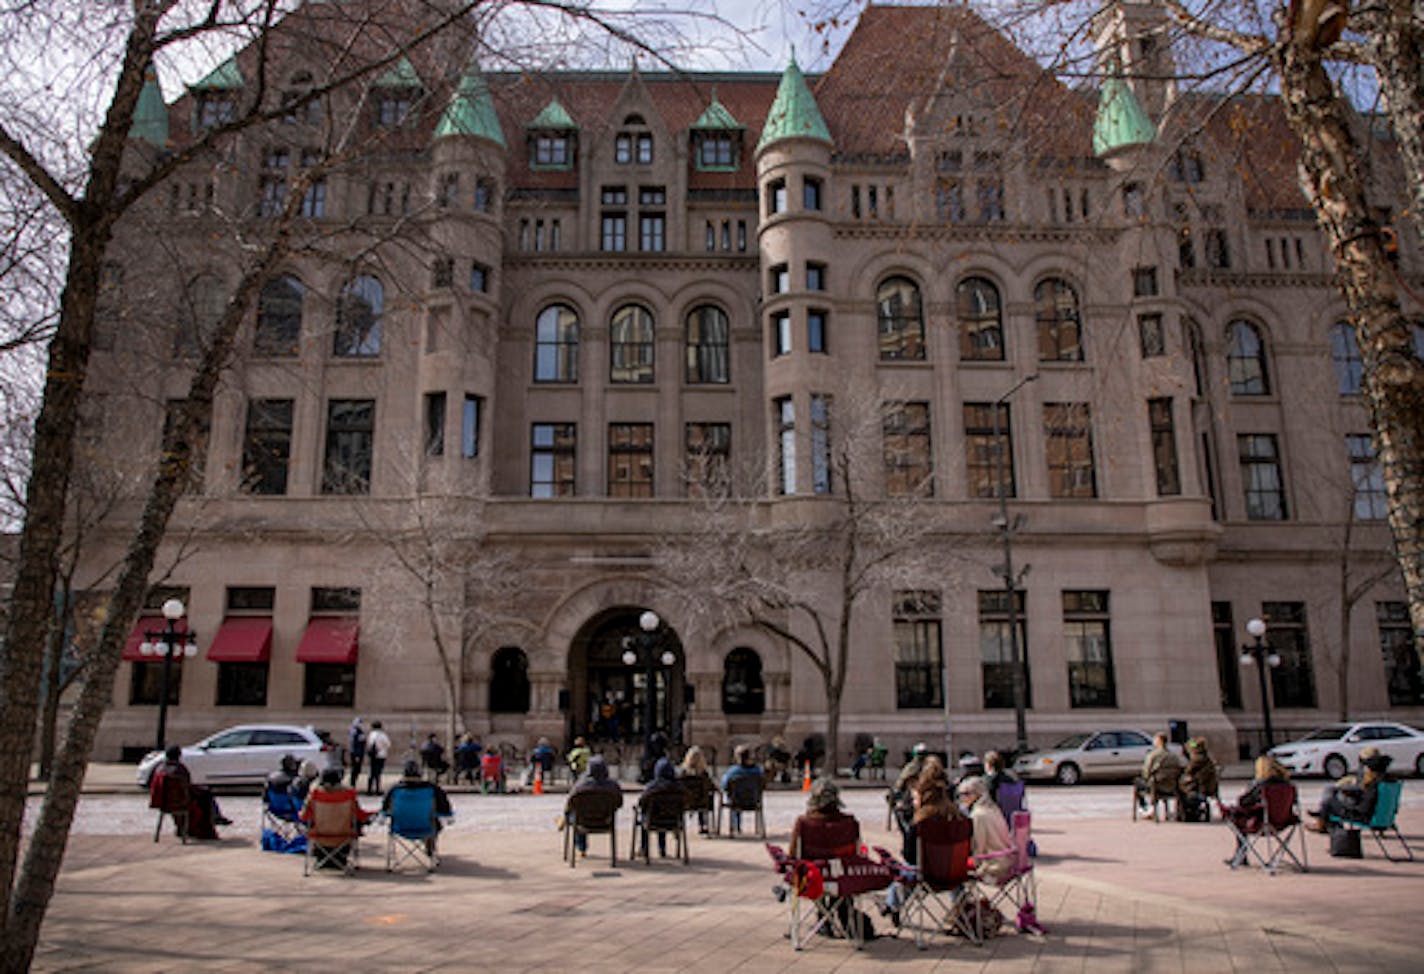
[1269, 721, 1424, 780]
[1013, 729, 1156, 785]
[135, 724, 337, 788]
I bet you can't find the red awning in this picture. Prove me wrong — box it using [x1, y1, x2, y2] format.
[205, 617, 272, 663]
[295, 616, 360, 665]
[122, 616, 188, 661]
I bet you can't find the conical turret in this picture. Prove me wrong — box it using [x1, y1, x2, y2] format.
[434, 62, 505, 145]
[757, 55, 831, 153]
[1093, 66, 1155, 158]
[129, 62, 168, 147]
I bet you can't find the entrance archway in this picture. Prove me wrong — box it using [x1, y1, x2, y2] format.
[567, 607, 685, 747]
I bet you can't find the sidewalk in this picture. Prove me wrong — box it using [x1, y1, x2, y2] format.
[29, 789, 1424, 971]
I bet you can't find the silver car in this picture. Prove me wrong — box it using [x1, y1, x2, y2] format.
[135, 723, 337, 788]
[1013, 729, 1156, 785]
[1270, 722, 1424, 780]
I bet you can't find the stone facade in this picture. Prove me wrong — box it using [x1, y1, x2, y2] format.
[78, 2, 1423, 767]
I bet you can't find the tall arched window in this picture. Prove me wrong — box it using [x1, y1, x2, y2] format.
[610, 304, 654, 383]
[721, 647, 765, 714]
[334, 275, 382, 357]
[957, 276, 1003, 361]
[1034, 277, 1083, 361]
[534, 304, 579, 382]
[685, 304, 730, 383]
[1226, 320, 1270, 395]
[489, 646, 530, 713]
[876, 276, 925, 361]
[1329, 321, 1362, 395]
[255, 275, 304, 356]
[174, 274, 225, 356]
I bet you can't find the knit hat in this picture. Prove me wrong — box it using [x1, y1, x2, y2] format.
[807, 777, 842, 812]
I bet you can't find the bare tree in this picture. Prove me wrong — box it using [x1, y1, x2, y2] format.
[659, 392, 966, 768]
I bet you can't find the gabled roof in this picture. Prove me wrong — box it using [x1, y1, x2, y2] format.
[190, 56, 243, 91]
[434, 63, 506, 146]
[526, 96, 576, 130]
[129, 62, 169, 147]
[692, 91, 742, 130]
[757, 57, 831, 150]
[1093, 73, 1155, 156]
[373, 56, 421, 89]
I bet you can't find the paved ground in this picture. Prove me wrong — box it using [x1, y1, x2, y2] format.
[22, 766, 1424, 972]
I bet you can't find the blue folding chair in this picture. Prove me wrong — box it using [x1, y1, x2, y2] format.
[1332, 779, 1414, 862]
[383, 787, 445, 872]
[261, 787, 306, 853]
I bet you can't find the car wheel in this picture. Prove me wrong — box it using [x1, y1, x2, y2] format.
[1056, 763, 1081, 786]
[1323, 754, 1348, 780]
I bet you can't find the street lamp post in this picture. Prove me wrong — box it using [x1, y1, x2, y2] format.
[992, 374, 1037, 754]
[622, 610, 675, 781]
[1240, 616, 1281, 751]
[139, 598, 198, 752]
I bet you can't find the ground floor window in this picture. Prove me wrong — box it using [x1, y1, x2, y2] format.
[129, 662, 182, 706]
[303, 663, 355, 707]
[1064, 590, 1116, 708]
[1212, 601, 1242, 708]
[1379, 601, 1422, 706]
[490, 646, 530, 713]
[216, 662, 269, 706]
[894, 590, 943, 709]
[721, 647, 765, 714]
[1264, 601, 1315, 708]
[979, 590, 1030, 709]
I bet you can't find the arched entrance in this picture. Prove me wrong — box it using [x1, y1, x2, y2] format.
[567, 607, 685, 747]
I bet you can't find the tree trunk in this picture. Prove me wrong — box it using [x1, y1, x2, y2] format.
[36, 620, 66, 782]
[1338, 547, 1353, 722]
[1273, 37, 1424, 658]
[823, 677, 841, 780]
[1371, 0, 1424, 246]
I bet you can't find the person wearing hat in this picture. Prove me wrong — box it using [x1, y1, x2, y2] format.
[1307, 745, 1394, 830]
[790, 777, 857, 858]
[383, 759, 454, 853]
[956, 775, 1014, 881]
[894, 742, 929, 792]
[635, 756, 684, 858]
[1179, 738, 1219, 820]
[291, 759, 320, 805]
[562, 755, 624, 855]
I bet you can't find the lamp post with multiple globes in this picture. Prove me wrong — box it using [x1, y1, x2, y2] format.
[1239, 616, 1281, 750]
[139, 598, 198, 752]
[622, 610, 675, 781]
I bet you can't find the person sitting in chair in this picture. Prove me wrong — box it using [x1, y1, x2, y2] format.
[566, 736, 591, 779]
[383, 760, 453, 854]
[721, 745, 764, 832]
[302, 767, 374, 868]
[150, 745, 232, 839]
[291, 759, 319, 805]
[266, 754, 300, 796]
[635, 757, 684, 858]
[895, 756, 960, 864]
[1307, 746, 1394, 832]
[1179, 738, 1219, 821]
[764, 736, 791, 784]
[454, 733, 482, 785]
[983, 750, 1022, 812]
[956, 775, 1014, 882]
[1134, 733, 1183, 813]
[678, 745, 715, 835]
[1222, 753, 1290, 861]
[563, 755, 623, 856]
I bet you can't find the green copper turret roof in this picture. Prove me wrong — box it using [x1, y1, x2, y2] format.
[374, 56, 421, 89]
[434, 64, 506, 145]
[1092, 72, 1155, 157]
[129, 62, 169, 147]
[692, 91, 741, 130]
[757, 56, 831, 151]
[191, 55, 243, 91]
[526, 96, 575, 130]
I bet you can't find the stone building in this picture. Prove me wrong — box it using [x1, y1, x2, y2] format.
[80, 1, 1423, 767]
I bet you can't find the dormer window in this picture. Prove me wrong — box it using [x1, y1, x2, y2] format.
[534, 134, 571, 166]
[196, 93, 236, 129]
[689, 94, 744, 172]
[375, 88, 419, 128]
[616, 132, 653, 164]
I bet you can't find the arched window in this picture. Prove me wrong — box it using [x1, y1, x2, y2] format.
[1226, 320, 1270, 395]
[610, 304, 654, 383]
[174, 274, 225, 356]
[534, 304, 579, 382]
[254, 275, 303, 356]
[877, 276, 925, 361]
[721, 647, 765, 715]
[685, 304, 730, 383]
[957, 276, 1003, 361]
[1329, 321, 1362, 395]
[1034, 277, 1083, 362]
[489, 646, 530, 713]
[334, 275, 382, 357]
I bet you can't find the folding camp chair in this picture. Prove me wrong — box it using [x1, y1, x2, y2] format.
[302, 789, 365, 876]
[767, 816, 893, 950]
[149, 769, 190, 844]
[977, 810, 1046, 934]
[1330, 779, 1414, 862]
[564, 788, 620, 867]
[897, 817, 982, 948]
[717, 775, 766, 838]
[1222, 780, 1307, 874]
[632, 788, 690, 864]
[1132, 764, 1183, 823]
[384, 786, 447, 872]
[261, 786, 306, 852]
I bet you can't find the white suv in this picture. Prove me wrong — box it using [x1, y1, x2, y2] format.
[135, 724, 338, 788]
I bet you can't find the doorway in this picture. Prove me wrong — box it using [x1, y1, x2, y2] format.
[567, 607, 685, 746]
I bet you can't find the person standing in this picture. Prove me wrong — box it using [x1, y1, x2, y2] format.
[366, 720, 392, 795]
[347, 717, 367, 789]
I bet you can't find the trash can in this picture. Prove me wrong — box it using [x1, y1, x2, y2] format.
[1168, 719, 1189, 745]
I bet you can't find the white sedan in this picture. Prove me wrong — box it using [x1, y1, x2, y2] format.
[1269, 721, 1424, 780]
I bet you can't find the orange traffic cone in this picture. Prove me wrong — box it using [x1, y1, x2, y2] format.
[533, 766, 544, 795]
[801, 761, 812, 791]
